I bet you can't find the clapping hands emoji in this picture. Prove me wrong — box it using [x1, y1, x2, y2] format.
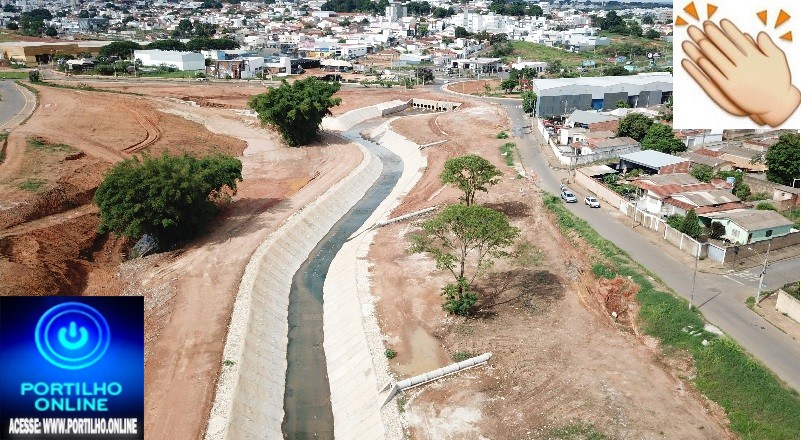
[681, 19, 800, 127]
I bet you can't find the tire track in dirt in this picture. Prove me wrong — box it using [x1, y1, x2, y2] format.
[123, 108, 162, 154]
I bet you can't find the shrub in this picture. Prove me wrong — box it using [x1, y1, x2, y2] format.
[755, 202, 777, 211]
[451, 351, 473, 362]
[384, 348, 397, 359]
[496, 131, 509, 139]
[442, 278, 478, 316]
[709, 222, 725, 239]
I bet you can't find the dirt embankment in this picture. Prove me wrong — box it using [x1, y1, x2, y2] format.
[0, 84, 246, 296]
[370, 98, 733, 439]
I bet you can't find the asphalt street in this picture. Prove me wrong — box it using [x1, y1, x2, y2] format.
[496, 101, 800, 391]
[0, 80, 36, 130]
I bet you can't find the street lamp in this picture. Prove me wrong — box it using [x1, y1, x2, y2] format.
[748, 240, 772, 303]
[690, 245, 699, 309]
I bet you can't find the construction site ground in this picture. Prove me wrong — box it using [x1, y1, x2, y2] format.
[0, 79, 736, 439]
[370, 100, 733, 439]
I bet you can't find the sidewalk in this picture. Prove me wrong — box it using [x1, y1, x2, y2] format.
[752, 293, 800, 342]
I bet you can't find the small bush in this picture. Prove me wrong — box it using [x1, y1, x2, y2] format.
[451, 351, 473, 362]
[499, 142, 516, 166]
[442, 279, 477, 316]
[384, 348, 397, 359]
[496, 131, 509, 139]
[755, 202, 777, 211]
[709, 222, 725, 239]
[222, 359, 235, 366]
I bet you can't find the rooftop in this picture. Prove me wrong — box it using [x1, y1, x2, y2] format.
[567, 109, 618, 125]
[704, 209, 794, 231]
[620, 150, 688, 169]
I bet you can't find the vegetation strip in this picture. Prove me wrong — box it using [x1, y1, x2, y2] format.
[542, 192, 800, 440]
[13, 80, 39, 125]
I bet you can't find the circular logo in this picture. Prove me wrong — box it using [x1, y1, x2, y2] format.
[35, 302, 111, 370]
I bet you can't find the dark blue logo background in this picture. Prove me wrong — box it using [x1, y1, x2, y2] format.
[0, 297, 144, 439]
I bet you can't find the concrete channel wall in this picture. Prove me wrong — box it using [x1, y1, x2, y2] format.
[322, 100, 408, 131]
[323, 119, 427, 440]
[205, 144, 383, 440]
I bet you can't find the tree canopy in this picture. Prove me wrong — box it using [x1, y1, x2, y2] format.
[521, 91, 537, 114]
[765, 133, 800, 186]
[185, 38, 240, 51]
[410, 204, 520, 315]
[319, 0, 388, 14]
[680, 209, 702, 239]
[93, 152, 242, 247]
[603, 65, 631, 76]
[248, 78, 341, 147]
[145, 39, 187, 51]
[690, 164, 714, 183]
[99, 40, 142, 59]
[616, 112, 653, 141]
[640, 123, 686, 154]
[439, 155, 502, 206]
[19, 8, 52, 36]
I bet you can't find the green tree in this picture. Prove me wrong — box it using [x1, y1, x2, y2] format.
[499, 77, 517, 93]
[99, 40, 141, 59]
[616, 112, 653, 141]
[439, 154, 502, 206]
[44, 26, 57, 37]
[709, 221, 725, 239]
[410, 204, 520, 315]
[546, 59, 562, 75]
[765, 133, 800, 186]
[521, 91, 537, 115]
[248, 78, 341, 147]
[680, 209, 702, 239]
[93, 152, 242, 247]
[616, 100, 630, 108]
[642, 15, 654, 25]
[454, 26, 470, 38]
[146, 39, 187, 51]
[6, 21, 18, 30]
[645, 29, 661, 39]
[690, 164, 714, 183]
[603, 65, 631, 76]
[641, 123, 686, 154]
[185, 38, 239, 51]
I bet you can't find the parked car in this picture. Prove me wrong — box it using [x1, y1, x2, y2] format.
[561, 190, 577, 203]
[584, 196, 600, 208]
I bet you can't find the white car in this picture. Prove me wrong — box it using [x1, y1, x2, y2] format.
[584, 196, 600, 208]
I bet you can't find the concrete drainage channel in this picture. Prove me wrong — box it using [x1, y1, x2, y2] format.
[206, 118, 416, 439]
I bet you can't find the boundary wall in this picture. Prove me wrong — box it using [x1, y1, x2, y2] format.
[205, 144, 382, 440]
[322, 119, 427, 440]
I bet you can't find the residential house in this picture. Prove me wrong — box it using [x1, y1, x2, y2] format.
[701, 209, 794, 244]
[565, 109, 619, 129]
[718, 145, 767, 172]
[674, 129, 723, 148]
[631, 173, 732, 214]
[680, 149, 734, 172]
[661, 189, 746, 216]
[619, 150, 690, 176]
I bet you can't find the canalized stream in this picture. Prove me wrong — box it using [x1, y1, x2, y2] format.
[282, 125, 402, 439]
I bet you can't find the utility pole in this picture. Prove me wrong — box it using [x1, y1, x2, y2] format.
[690, 245, 699, 309]
[755, 240, 772, 303]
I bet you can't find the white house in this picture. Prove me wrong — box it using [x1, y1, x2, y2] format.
[134, 49, 205, 71]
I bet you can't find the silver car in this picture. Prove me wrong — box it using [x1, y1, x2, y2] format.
[584, 196, 600, 208]
[561, 190, 577, 203]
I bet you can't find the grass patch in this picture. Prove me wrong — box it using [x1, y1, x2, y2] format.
[0, 131, 8, 143]
[396, 394, 408, 413]
[542, 190, 800, 440]
[780, 207, 799, 229]
[499, 142, 516, 166]
[13, 80, 39, 125]
[591, 262, 616, 280]
[0, 71, 27, 79]
[451, 351, 473, 362]
[496, 131, 508, 139]
[18, 178, 46, 192]
[27, 137, 73, 153]
[548, 421, 609, 440]
[33, 80, 143, 96]
[509, 41, 586, 66]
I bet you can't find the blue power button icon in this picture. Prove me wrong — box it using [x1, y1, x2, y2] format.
[35, 302, 110, 370]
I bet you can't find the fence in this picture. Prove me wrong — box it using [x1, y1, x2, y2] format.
[663, 224, 707, 259]
[574, 170, 625, 207]
[619, 202, 665, 233]
[776, 291, 800, 323]
[714, 231, 800, 264]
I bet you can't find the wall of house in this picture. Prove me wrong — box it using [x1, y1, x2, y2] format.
[749, 224, 794, 243]
[714, 231, 800, 263]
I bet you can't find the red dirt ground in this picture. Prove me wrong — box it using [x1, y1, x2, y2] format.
[370, 98, 734, 439]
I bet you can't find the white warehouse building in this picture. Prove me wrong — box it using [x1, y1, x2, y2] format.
[134, 49, 205, 71]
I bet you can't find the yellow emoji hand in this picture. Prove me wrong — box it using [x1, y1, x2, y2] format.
[681, 19, 800, 127]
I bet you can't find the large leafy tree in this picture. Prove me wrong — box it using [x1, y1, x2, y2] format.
[616, 113, 653, 141]
[99, 40, 142, 59]
[410, 204, 520, 315]
[19, 8, 51, 35]
[93, 153, 242, 247]
[185, 38, 239, 51]
[439, 155, 502, 206]
[146, 39, 187, 51]
[690, 164, 714, 183]
[765, 133, 800, 186]
[248, 78, 341, 147]
[521, 91, 537, 115]
[640, 123, 686, 154]
[680, 209, 702, 239]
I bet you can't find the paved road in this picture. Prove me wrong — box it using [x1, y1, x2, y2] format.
[488, 100, 800, 390]
[0, 80, 36, 130]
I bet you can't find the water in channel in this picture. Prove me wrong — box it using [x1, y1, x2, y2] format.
[282, 129, 402, 439]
